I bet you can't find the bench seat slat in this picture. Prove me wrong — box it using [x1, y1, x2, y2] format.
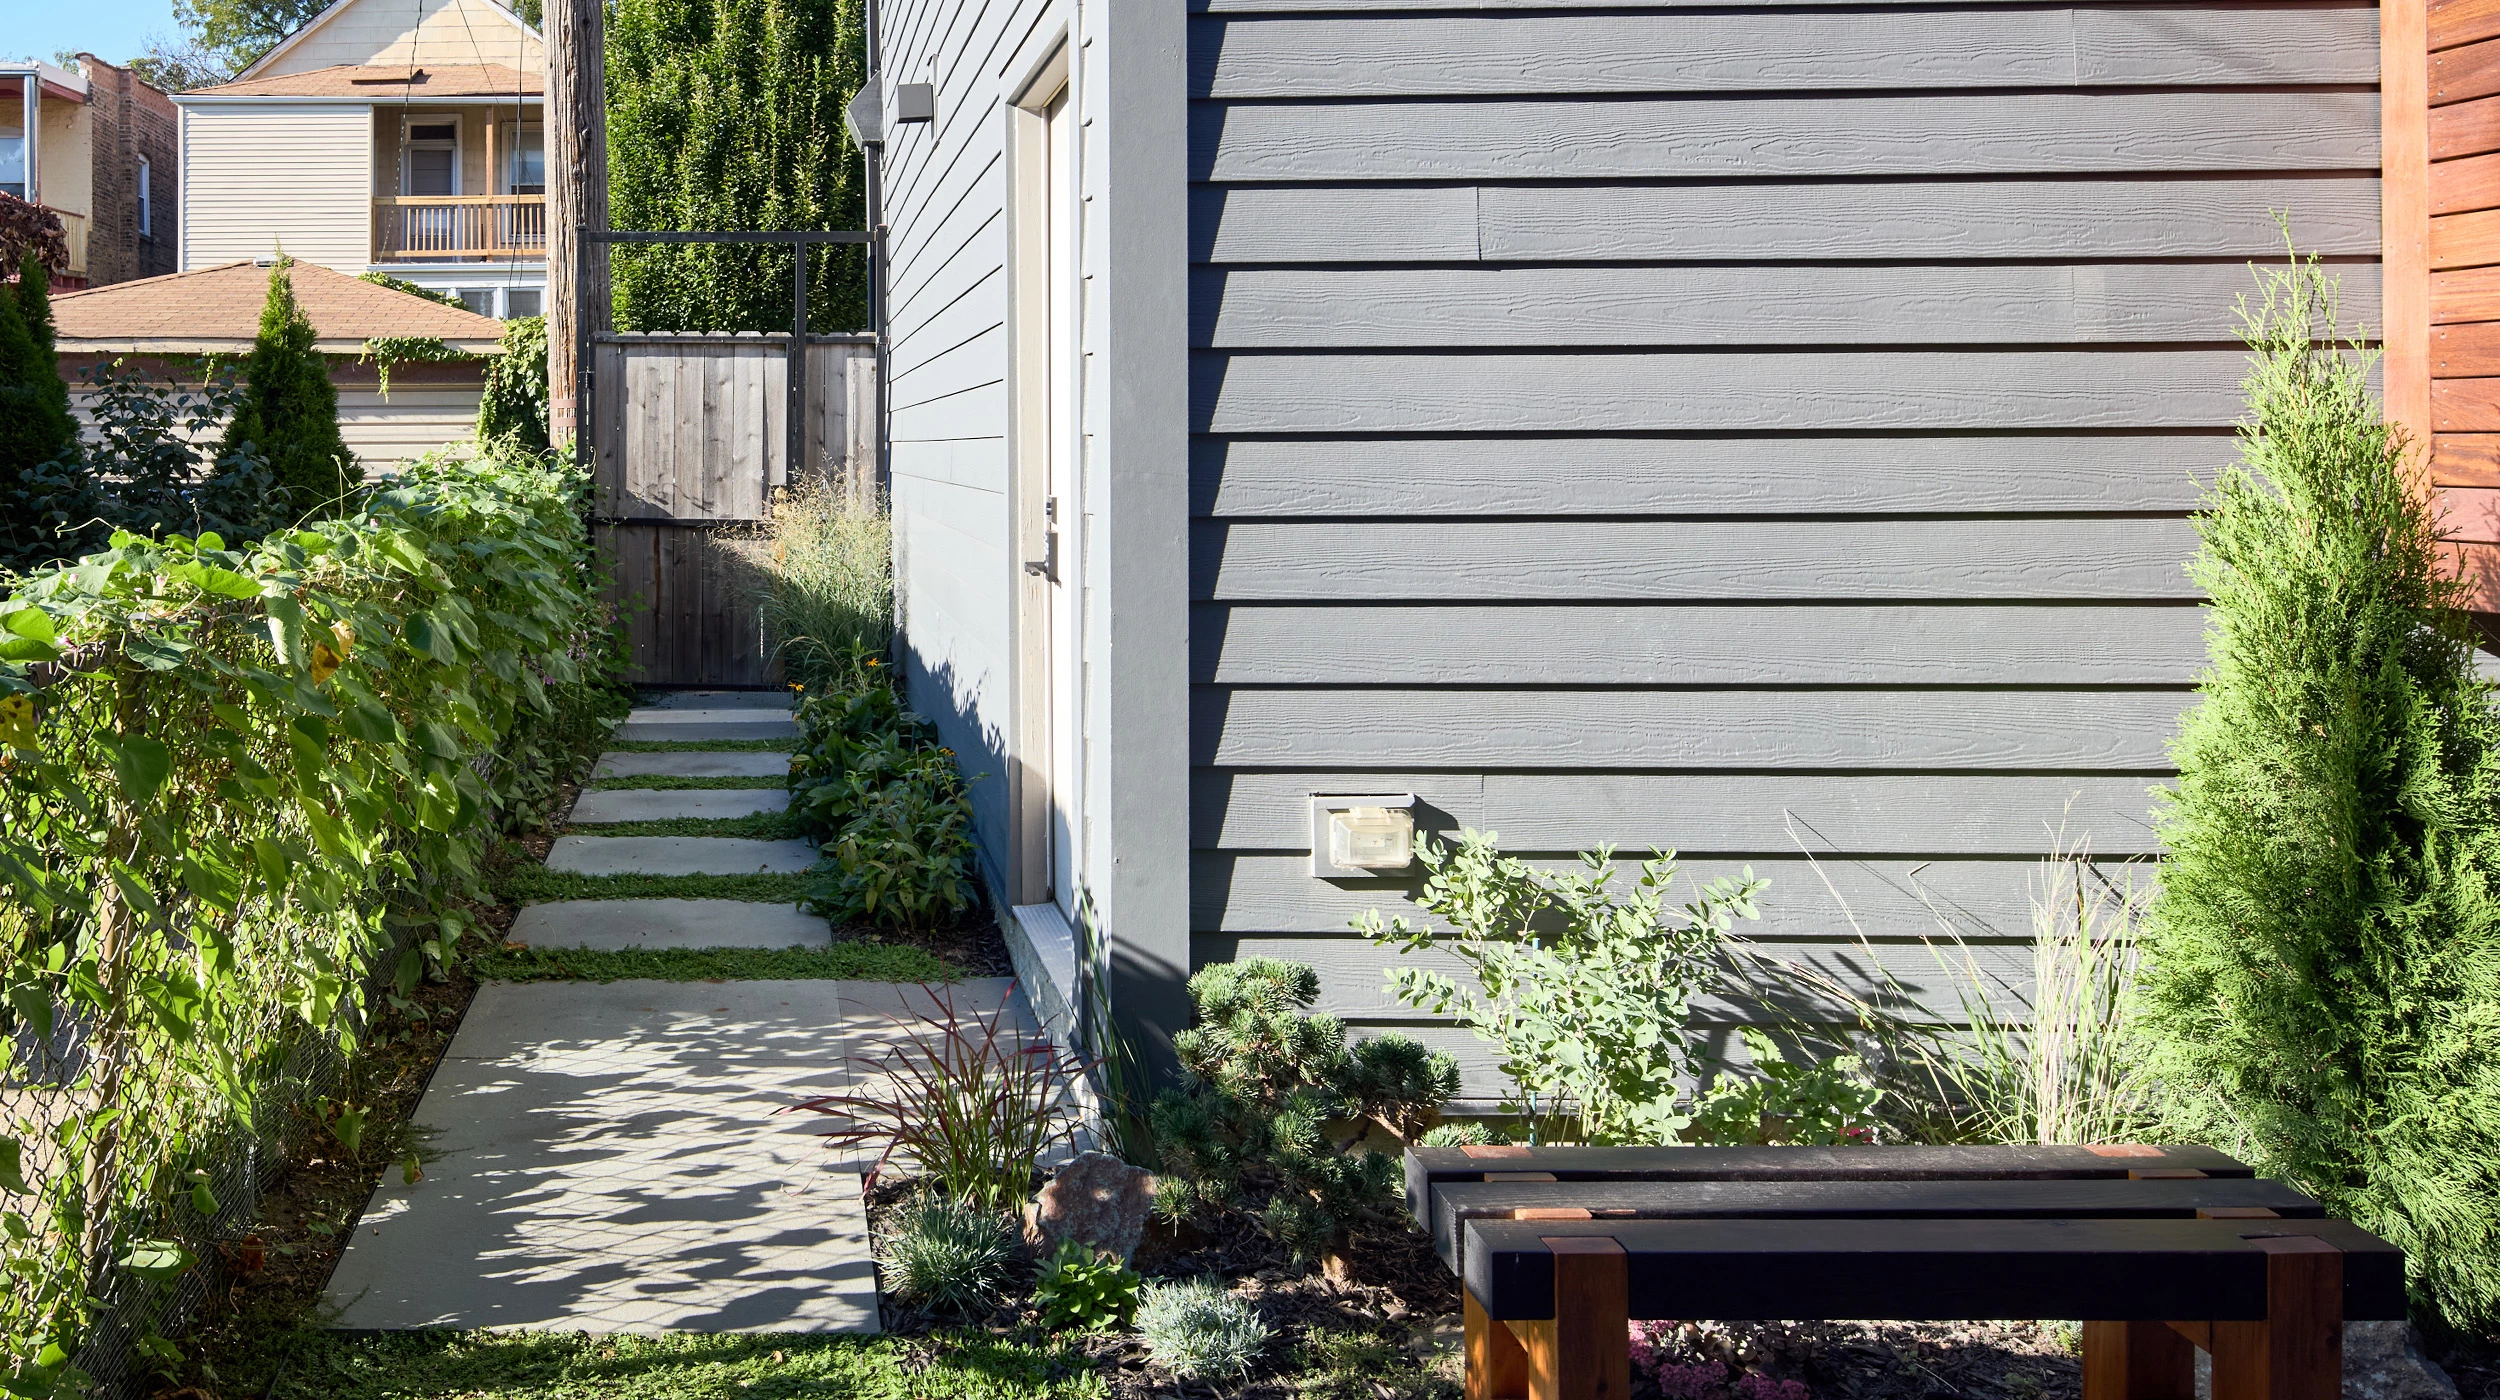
[1428, 1178, 2326, 1270]
[1463, 1217, 2408, 1325]
[1406, 1145, 2255, 1233]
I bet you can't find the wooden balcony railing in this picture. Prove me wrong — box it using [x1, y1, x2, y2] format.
[373, 195, 546, 261]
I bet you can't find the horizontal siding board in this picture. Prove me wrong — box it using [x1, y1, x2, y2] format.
[1190, 434, 2227, 517]
[1192, 264, 2332, 349]
[1192, 180, 2383, 265]
[1191, 93, 2380, 183]
[1190, 772, 2168, 854]
[1193, 689, 2191, 769]
[1194, 520, 2203, 602]
[1192, 351, 2254, 434]
[1191, 604, 2209, 685]
[1190, 10, 2376, 99]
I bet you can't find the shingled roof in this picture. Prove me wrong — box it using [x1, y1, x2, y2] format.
[51, 260, 509, 353]
[178, 63, 541, 99]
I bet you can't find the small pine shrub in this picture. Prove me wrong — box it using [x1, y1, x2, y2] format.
[2138, 247, 2500, 1330]
[217, 256, 358, 520]
[876, 1194, 1018, 1317]
[1136, 1277, 1270, 1382]
[1031, 1239, 1141, 1331]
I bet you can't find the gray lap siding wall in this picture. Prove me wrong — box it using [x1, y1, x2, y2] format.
[1183, 0, 2382, 1094]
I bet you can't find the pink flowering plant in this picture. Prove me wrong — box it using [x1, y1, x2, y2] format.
[1630, 1324, 1813, 1400]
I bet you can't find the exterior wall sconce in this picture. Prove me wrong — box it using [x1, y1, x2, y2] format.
[1310, 794, 1417, 878]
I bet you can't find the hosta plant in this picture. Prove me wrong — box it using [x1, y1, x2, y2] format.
[1031, 1238, 1141, 1331]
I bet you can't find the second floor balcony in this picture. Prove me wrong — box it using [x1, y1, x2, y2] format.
[373, 194, 545, 262]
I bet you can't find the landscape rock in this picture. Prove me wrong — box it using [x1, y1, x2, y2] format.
[1026, 1150, 1156, 1263]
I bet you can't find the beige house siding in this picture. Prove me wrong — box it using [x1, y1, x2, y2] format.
[61, 355, 486, 473]
[256, 0, 544, 78]
[181, 103, 372, 272]
[38, 94, 90, 221]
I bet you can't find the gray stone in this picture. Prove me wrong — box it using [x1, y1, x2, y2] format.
[2193, 1323, 2457, 1400]
[570, 788, 792, 823]
[592, 751, 792, 779]
[546, 836, 819, 877]
[506, 900, 827, 951]
[617, 710, 800, 743]
[640, 691, 796, 711]
[323, 980, 889, 1333]
[1025, 1151, 1157, 1264]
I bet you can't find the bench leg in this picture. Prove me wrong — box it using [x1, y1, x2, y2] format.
[1506, 1236, 1631, 1400]
[2211, 1237, 2343, 1400]
[2084, 1321, 2196, 1400]
[1467, 1288, 1531, 1400]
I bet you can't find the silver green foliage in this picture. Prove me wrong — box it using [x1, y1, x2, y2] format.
[1136, 1277, 1271, 1382]
[876, 1194, 1018, 1318]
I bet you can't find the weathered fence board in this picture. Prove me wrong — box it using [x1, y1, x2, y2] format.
[591, 332, 877, 686]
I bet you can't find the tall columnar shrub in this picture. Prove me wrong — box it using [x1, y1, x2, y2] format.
[2138, 252, 2500, 1330]
[0, 257, 79, 496]
[216, 258, 356, 520]
[606, 0, 868, 332]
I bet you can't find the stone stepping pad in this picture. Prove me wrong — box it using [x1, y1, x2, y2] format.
[592, 750, 791, 779]
[570, 788, 792, 824]
[637, 690, 796, 711]
[322, 980, 884, 1333]
[507, 899, 826, 951]
[546, 836, 819, 877]
[615, 710, 799, 744]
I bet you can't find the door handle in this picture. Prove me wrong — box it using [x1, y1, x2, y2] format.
[1024, 529, 1058, 583]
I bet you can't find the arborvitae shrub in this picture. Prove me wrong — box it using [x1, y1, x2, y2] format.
[0, 256, 77, 492]
[217, 257, 357, 519]
[2139, 250, 2500, 1331]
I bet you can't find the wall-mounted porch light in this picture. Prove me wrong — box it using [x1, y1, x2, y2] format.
[1310, 794, 1417, 878]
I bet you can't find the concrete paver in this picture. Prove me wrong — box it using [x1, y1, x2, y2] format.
[570, 789, 792, 823]
[322, 980, 1033, 1332]
[507, 899, 829, 951]
[639, 691, 799, 711]
[546, 836, 820, 877]
[591, 751, 792, 780]
[617, 711, 800, 744]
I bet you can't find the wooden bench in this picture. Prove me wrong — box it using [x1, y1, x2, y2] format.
[1403, 1144, 2408, 1400]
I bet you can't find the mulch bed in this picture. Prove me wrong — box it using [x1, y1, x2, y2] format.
[835, 912, 1015, 977]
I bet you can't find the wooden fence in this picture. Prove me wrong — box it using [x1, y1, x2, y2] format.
[591, 331, 877, 687]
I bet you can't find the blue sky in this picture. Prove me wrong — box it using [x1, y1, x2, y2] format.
[9, 0, 185, 69]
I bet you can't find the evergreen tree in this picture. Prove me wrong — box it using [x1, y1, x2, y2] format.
[606, 0, 868, 333]
[217, 257, 357, 520]
[0, 256, 83, 548]
[2139, 251, 2500, 1331]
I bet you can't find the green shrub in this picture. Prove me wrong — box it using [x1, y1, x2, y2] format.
[2137, 250, 2500, 1330]
[1031, 1239, 1141, 1331]
[1148, 959, 1448, 1261]
[0, 256, 82, 565]
[787, 666, 979, 931]
[1688, 1029, 1881, 1147]
[1137, 1278, 1269, 1382]
[876, 1193, 1017, 1319]
[1361, 831, 1766, 1144]
[474, 316, 549, 454]
[215, 257, 357, 521]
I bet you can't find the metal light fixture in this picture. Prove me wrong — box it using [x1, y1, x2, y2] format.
[1310, 794, 1418, 878]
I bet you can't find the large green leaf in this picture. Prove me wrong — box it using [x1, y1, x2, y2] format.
[105, 734, 172, 806]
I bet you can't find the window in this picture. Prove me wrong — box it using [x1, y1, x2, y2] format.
[501, 123, 544, 195]
[504, 287, 541, 318]
[137, 156, 151, 236]
[402, 119, 459, 196]
[455, 288, 494, 317]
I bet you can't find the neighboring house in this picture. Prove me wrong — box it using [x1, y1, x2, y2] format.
[169, 0, 547, 319]
[2, 57, 179, 290]
[51, 259, 505, 470]
[862, 0, 2423, 1081]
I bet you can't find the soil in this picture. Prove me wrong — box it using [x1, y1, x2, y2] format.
[2437, 1336, 2500, 1400]
[838, 911, 1015, 977]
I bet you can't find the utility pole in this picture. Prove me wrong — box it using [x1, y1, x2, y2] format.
[545, 0, 610, 450]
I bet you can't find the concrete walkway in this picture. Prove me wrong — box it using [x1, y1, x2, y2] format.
[325, 691, 964, 1336]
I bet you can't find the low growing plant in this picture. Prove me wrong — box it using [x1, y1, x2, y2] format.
[1031, 1238, 1141, 1331]
[782, 981, 1091, 1210]
[876, 1193, 1018, 1319]
[1137, 1277, 1270, 1383]
[1361, 830, 1767, 1144]
[1688, 1029, 1881, 1147]
[786, 658, 981, 930]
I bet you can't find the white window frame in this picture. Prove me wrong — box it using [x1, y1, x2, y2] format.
[136, 155, 151, 236]
[400, 115, 461, 197]
[498, 121, 544, 195]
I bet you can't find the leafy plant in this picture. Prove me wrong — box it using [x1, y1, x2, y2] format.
[782, 981, 1092, 1211]
[2136, 248, 2500, 1330]
[1136, 1278, 1270, 1383]
[1031, 1238, 1141, 1331]
[474, 317, 549, 454]
[1148, 960, 1447, 1261]
[1360, 830, 1766, 1144]
[358, 337, 473, 399]
[1688, 1029, 1881, 1147]
[356, 272, 464, 309]
[875, 1192, 1018, 1319]
[214, 256, 357, 522]
[786, 659, 980, 931]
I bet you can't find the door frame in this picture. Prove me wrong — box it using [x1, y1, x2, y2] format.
[1005, 36, 1075, 908]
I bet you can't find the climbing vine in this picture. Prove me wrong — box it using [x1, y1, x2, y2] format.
[357, 336, 474, 398]
[0, 447, 614, 1394]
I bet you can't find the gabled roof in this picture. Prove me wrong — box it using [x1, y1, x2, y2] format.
[180, 63, 541, 100]
[233, 0, 543, 84]
[50, 260, 507, 354]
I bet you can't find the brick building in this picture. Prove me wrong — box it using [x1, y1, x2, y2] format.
[74, 55, 178, 287]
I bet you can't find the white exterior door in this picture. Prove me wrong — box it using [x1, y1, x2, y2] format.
[1040, 84, 1081, 920]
